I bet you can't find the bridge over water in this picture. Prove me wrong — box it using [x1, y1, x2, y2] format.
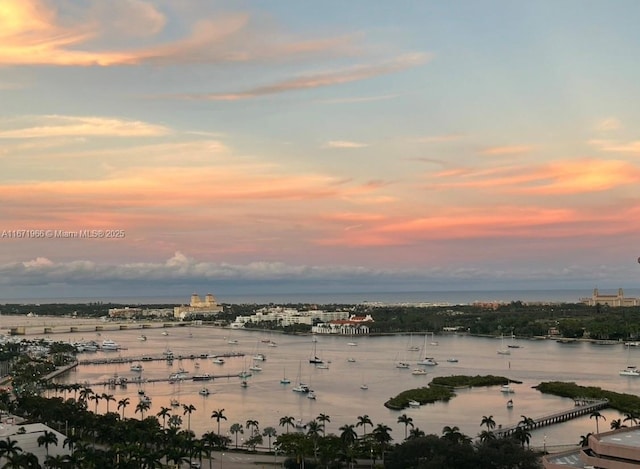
[492, 398, 609, 437]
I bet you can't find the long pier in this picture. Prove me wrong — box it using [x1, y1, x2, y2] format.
[493, 398, 609, 437]
[76, 351, 244, 366]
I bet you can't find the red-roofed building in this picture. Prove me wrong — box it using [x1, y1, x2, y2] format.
[312, 314, 374, 335]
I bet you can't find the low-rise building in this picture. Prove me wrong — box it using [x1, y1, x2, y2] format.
[543, 426, 640, 468]
[312, 314, 374, 335]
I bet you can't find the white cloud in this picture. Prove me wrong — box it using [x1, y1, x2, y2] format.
[0, 115, 171, 139]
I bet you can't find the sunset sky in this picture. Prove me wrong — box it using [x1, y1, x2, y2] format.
[1, 0, 640, 300]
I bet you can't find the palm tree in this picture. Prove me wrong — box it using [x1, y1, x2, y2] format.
[90, 394, 101, 413]
[262, 426, 277, 452]
[211, 408, 227, 436]
[316, 413, 331, 436]
[245, 419, 259, 437]
[78, 387, 93, 406]
[0, 437, 22, 460]
[479, 430, 497, 442]
[230, 423, 244, 449]
[441, 425, 469, 444]
[590, 411, 606, 434]
[37, 430, 59, 457]
[408, 427, 425, 439]
[157, 406, 171, 429]
[168, 414, 183, 429]
[117, 397, 130, 419]
[279, 416, 295, 434]
[135, 399, 151, 420]
[481, 415, 496, 431]
[372, 423, 393, 461]
[512, 426, 531, 448]
[397, 414, 414, 440]
[518, 415, 535, 429]
[356, 414, 373, 437]
[579, 433, 593, 447]
[610, 418, 625, 430]
[339, 423, 357, 447]
[183, 403, 197, 432]
[624, 412, 639, 426]
[101, 393, 115, 413]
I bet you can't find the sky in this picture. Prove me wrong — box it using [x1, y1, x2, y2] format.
[1, 0, 640, 301]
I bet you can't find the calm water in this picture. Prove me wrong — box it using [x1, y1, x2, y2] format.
[23, 323, 635, 450]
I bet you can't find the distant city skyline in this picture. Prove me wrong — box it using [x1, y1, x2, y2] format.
[1, 1, 640, 298]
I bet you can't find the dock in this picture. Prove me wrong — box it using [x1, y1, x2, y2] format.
[493, 398, 609, 437]
[76, 351, 244, 366]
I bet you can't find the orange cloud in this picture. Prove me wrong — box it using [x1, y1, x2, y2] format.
[431, 159, 640, 195]
[0, 0, 358, 66]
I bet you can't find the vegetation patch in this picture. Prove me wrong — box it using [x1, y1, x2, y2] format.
[430, 374, 516, 389]
[385, 386, 455, 410]
[536, 381, 640, 415]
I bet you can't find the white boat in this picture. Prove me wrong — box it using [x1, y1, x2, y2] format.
[620, 366, 640, 376]
[253, 353, 267, 361]
[140, 395, 151, 404]
[507, 399, 514, 408]
[228, 339, 239, 345]
[169, 370, 189, 381]
[411, 368, 427, 375]
[447, 358, 459, 363]
[170, 398, 180, 407]
[500, 384, 515, 393]
[396, 361, 410, 369]
[212, 357, 225, 365]
[161, 331, 169, 336]
[240, 379, 248, 388]
[307, 391, 317, 400]
[280, 368, 291, 384]
[293, 383, 310, 393]
[199, 387, 210, 396]
[130, 363, 143, 372]
[360, 383, 369, 390]
[194, 361, 200, 368]
[138, 335, 147, 341]
[249, 363, 263, 372]
[408, 400, 421, 408]
[101, 339, 120, 351]
[348, 342, 358, 347]
[417, 357, 438, 366]
[348, 357, 357, 363]
[316, 363, 329, 369]
[295, 419, 307, 429]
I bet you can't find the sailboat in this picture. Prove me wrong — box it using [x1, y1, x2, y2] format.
[417, 334, 438, 366]
[280, 368, 291, 384]
[309, 338, 323, 364]
[429, 332, 439, 346]
[407, 333, 420, 352]
[620, 343, 640, 376]
[292, 361, 310, 393]
[497, 334, 511, 355]
[360, 372, 368, 390]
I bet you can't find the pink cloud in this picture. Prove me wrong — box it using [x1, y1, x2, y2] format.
[479, 145, 532, 156]
[176, 53, 429, 100]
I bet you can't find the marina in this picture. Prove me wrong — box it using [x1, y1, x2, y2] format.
[11, 318, 640, 450]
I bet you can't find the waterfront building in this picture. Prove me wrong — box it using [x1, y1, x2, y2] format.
[311, 314, 374, 335]
[230, 308, 351, 329]
[108, 306, 173, 319]
[543, 426, 640, 468]
[173, 293, 223, 319]
[581, 288, 640, 307]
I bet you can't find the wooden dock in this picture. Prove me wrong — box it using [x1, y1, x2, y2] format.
[77, 351, 244, 366]
[493, 398, 609, 437]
